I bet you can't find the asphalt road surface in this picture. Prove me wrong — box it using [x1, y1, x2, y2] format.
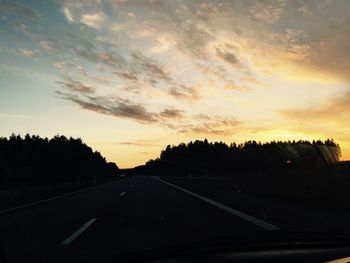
[1, 175, 350, 263]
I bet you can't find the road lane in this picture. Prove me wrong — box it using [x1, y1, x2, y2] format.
[1, 175, 350, 263]
[64, 176, 262, 262]
[0, 176, 136, 263]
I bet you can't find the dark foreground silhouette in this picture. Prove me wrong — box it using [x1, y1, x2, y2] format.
[0, 134, 119, 193]
[1, 134, 349, 210]
[134, 139, 341, 176]
[132, 139, 350, 210]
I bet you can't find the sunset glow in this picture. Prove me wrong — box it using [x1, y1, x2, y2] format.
[1, 0, 350, 167]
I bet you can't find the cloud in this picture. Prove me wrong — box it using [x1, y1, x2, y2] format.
[298, 5, 312, 17]
[57, 0, 350, 84]
[238, 0, 350, 82]
[149, 112, 242, 136]
[196, 63, 229, 81]
[249, 0, 286, 24]
[55, 79, 239, 136]
[130, 52, 172, 82]
[119, 140, 162, 147]
[58, 77, 95, 94]
[74, 47, 170, 86]
[178, 114, 241, 136]
[180, 126, 227, 136]
[75, 48, 99, 63]
[75, 49, 125, 69]
[215, 46, 251, 75]
[109, 23, 128, 32]
[52, 0, 269, 111]
[127, 12, 136, 18]
[224, 81, 252, 92]
[63, 7, 74, 22]
[57, 91, 158, 123]
[39, 41, 53, 50]
[176, 22, 215, 59]
[81, 12, 106, 28]
[0, 1, 39, 21]
[169, 86, 201, 101]
[57, 84, 186, 125]
[168, 118, 241, 137]
[195, 114, 240, 125]
[53, 61, 76, 72]
[61, 0, 106, 26]
[19, 49, 34, 57]
[216, 48, 240, 66]
[159, 108, 183, 118]
[239, 76, 264, 87]
[99, 52, 121, 66]
[196, 63, 255, 92]
[6, 0, 350, 164]
[279, 91, 350, 123]
[116, 72, 138, 81]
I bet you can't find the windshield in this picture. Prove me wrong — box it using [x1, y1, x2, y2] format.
[1, 0, 350, 262]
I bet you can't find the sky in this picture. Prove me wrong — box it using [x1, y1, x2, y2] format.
[1, 0, 350, 168]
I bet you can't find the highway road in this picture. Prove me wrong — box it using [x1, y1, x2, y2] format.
[1, 175, 350, 263]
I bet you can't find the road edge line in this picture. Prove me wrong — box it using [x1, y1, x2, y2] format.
[154, 178, 280, 231]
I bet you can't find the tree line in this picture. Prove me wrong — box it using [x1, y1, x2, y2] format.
[0, 134, 119, 185]
[135, 139, 341, 176]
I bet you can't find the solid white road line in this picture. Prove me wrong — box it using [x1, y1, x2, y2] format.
[0, 180, 121, 215]
[61, 218, 97, 246]
[120, 191, 126, 196]
[155, 178, 279, 231]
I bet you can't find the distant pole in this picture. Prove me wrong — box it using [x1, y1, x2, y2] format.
[93, 176, 96, 185]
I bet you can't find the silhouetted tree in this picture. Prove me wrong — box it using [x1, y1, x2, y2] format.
[0, 134, 119, 185]
[137, 138, 341, 176]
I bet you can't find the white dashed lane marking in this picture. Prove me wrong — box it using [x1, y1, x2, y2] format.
[61, 218, 97, 246]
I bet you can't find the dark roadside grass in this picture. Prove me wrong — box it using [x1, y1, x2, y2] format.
[0, 175, 130, 212]
[142, 163, 350, 214]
